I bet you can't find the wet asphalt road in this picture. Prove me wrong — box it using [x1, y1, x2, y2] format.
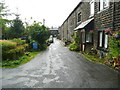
[1, 38, 120, 88]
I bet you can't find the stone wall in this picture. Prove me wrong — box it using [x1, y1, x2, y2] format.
[114, 1, 120, 31]
[94, 2, 114, 48]
[60, 2, 91, 42]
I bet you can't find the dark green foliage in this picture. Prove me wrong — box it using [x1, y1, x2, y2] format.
[30, 23, 50, 44]
[1, 51, 40, 68]
[3, 46, 25, 60]
[1, 19, 11, 39]
[10, 39, 26, 45]
[69, 31, 80, 51]
[9, 17, 25, 39]
[109, 31, 120, 58]
[0, 1, 11, 39]
[69, 42, 80, 51]
[1, 40, 28, 61]
[29, 22, 50, 50]
[1, 40, 17, 51]
[0, 1, 10, 17]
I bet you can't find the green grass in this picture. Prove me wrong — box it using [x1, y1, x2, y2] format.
[81, 53, 106, 64]
[81, 53, 120, 72]
[0, 51, 41, 68]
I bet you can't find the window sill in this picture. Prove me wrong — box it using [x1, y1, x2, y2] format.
[97, 47, 109, 52]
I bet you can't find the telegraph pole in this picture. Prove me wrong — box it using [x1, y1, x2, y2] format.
[15, 7, 20, 18]
[43, 19, 45, 25]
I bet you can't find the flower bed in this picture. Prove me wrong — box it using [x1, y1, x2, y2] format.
[107, 30, 120, 68]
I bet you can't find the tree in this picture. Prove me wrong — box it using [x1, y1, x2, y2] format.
[30, 22, 50, 44]
[9, 16, 25, 38]
[0, 1, 10, 17]
[1, 18, 11, 39]
[0, 1, 11, 39]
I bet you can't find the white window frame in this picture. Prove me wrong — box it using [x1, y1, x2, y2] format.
[100, 0, 104, 11]
[90, 0, 95, 16]
[104, 34, 108, 48]
[103, 0, 109, 8]
[99, 32, 103, 47]
[100, 0, 109, 11]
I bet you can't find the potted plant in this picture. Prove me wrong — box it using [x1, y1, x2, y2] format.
[89, 30, 94, 34]
[104, 29, 112, 35]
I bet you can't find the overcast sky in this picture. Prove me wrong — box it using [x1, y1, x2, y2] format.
[4, 0, 80, 28]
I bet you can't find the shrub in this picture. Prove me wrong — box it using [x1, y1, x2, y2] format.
[68, 31, 80, 51]
[69, 41, 79, 51]
[1, 40, 28, 61]
[30, 23, 50, 44]
[1, 40, 17, 51]
[109, 31, 120, 58]
[10, 39, 26, 45]
[39, 43, 48, 50]
[3, 46, 25, 60]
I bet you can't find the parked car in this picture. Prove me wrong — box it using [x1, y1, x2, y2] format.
[49, 35, 53, 43]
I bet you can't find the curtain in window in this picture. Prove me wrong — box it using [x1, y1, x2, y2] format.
[99, 32, 103, 47]
[104, 34, 108, 48]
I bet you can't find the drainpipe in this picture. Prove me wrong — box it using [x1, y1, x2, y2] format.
[112, 1, 115, 31]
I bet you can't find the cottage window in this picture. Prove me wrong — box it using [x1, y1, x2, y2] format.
[90, 0, 94, 16]
[104, 34, 108, 48]
[89, 34, 93, 42]
[99, 32, 103, 47]
[103, 0, 109, 8]
[86, 33, 92, 43]
[77, 12, 82, 22]
[86, 34, 89, 42]
[100, 0, 109, 11]
[98, 30, 108, 48]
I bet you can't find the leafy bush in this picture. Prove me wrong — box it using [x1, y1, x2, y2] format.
[1, 40, 28, 61]
[1, 51, 40, 68]
[68, 31, 80, 51]
[3, 46, 25, 60]
[30, 23, 50, 44]
[69, 42, 79, 51]
[1, 40, 17, 51]
[109, 31, 120, 58]
[10, 39, 26, 45]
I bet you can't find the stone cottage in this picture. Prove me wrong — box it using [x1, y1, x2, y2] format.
[59, 0, 120, 54]
[59, 0, 94, 52]
[94, 0, 120, 56]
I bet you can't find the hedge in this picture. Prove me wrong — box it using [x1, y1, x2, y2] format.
[1, 40, 28, 61]
[10, 39, 26, 45]
[1, 40, 17, 51]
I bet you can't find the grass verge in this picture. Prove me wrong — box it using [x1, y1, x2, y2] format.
[0, 51, 41, 68]
[81, 53, 120, 72]
[81, 53, 105, 64]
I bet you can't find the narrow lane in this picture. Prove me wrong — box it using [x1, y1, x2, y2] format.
[2, 38, 119, 88]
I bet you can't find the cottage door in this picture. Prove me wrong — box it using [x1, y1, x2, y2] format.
[80, 29, 85, 51]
